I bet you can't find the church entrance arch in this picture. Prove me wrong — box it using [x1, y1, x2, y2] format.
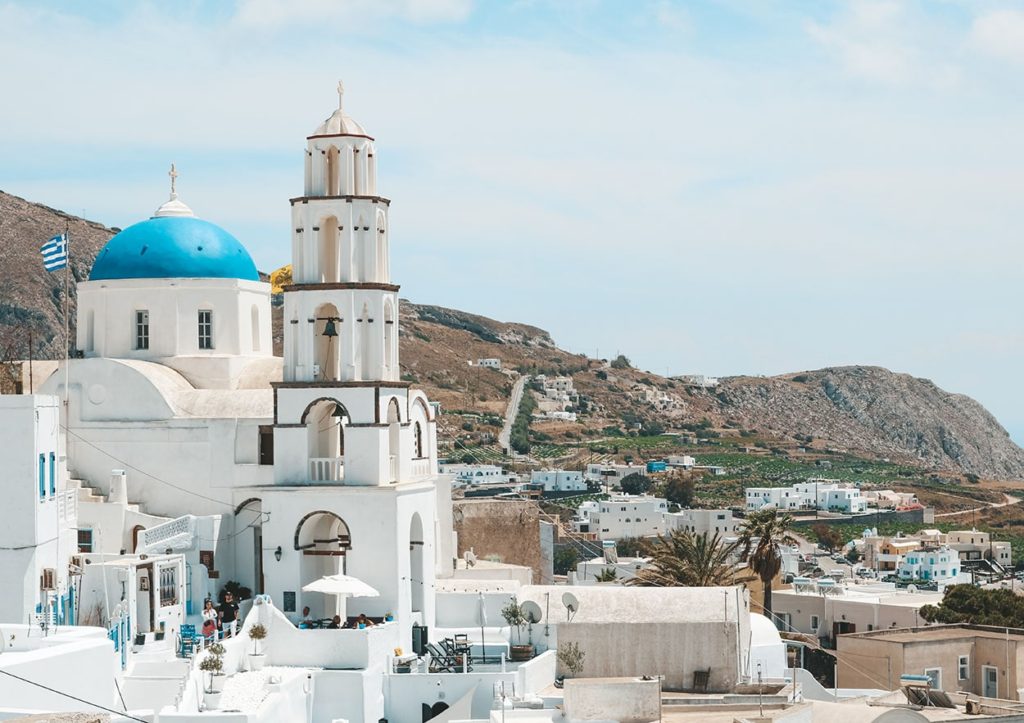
[302, 399, 348, 482]
[295, 511, 351, 620]
[235, 498, 264, 594]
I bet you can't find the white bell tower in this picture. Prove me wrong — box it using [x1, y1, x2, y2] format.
[257, 85, 446, 641]
[284, 80, 397, 384]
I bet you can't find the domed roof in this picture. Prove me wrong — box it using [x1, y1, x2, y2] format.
[90, 207, 260, 282]
[310, 81, 370, 137]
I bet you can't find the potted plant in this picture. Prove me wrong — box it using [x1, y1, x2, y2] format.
[247, 623, 267, 671]
[206, 643, 226, 691]
[384, 611, 394, 622]
[556, 641, 585, 683]
[501, 598, 533, 661]
[199, 652, 223, 709]
[154, 621, 165, 641]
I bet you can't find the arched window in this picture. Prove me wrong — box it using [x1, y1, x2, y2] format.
[318, 216, 339, 283]
[314, 303, 341, 381]
[383, 300, 395, 374]
[251, 305, 261, 352]
[326, 146, 340, 196]
[387, 398, 400, 483]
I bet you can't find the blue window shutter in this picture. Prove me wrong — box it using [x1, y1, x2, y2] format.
[38, 454, 45, 499]
[49, 452, 56, 496]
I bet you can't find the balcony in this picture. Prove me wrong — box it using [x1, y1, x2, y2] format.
[411, 459, 431, 478]
[310, 457, 344, 482]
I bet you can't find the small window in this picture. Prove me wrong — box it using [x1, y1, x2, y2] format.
[810, 615, 820, 630]
[414, 422, 423, 458]
[77, 529, 93, 553]
[959, 655, 969, 680]
[135, 310, 149, 350]
[159, 566, 178, 607]
[924, 667, 942, 691]
[198, 309, 213, 349]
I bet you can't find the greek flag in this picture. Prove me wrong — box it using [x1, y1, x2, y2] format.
[40, 234, 68, 272]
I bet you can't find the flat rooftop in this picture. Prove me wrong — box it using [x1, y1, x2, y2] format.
[845, 624, 1024, 644]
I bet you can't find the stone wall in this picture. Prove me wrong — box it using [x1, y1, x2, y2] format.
[453, 499, 550, 580]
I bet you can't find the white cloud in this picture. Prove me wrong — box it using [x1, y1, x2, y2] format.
[969, 9, 1024, 64]
[804, 1, 960, 89]
[233, 0, 473, 28]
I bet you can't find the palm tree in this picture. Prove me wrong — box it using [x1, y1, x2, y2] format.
[738, 508, 796, 618]
[629, 530, 743, 587]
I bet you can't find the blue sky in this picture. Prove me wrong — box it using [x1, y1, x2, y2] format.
[2, 0, 1023, 445]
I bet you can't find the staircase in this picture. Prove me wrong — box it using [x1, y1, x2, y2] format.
[72, 477, 143, 513]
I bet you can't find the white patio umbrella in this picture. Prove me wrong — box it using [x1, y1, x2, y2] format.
[301, 573, 380, 598]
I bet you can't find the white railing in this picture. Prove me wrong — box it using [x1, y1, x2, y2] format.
[141, 515, 196, 552]
[310, 457, 344, 482]
[388, 455, 398, 483]
[411, 459, 431, 478]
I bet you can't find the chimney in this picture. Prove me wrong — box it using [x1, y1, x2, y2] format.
[109, 469, 127, 505]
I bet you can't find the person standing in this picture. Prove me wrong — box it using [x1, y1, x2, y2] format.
[201, 599, 218, 640]
[218, 591, 239, 637]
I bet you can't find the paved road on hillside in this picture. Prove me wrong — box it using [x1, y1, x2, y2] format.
[934, 492, 1021, 518]
[498, 374, 528, 454]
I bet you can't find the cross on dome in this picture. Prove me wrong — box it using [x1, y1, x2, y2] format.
[153, 162, 194, 218]
[311, 80, 368, 137]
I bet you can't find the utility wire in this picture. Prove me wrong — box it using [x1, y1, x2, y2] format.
[0, 667, 149, 723]
[61, 425, 236, 511]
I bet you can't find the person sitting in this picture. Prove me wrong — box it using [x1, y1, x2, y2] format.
[327, 615, 342, 629]
[354, 613, 375, 628]
[298, 606, 313, 628]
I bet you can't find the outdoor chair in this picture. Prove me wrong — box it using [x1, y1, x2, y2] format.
[427, 642, 472, 672]
[178, 624, 201, 658]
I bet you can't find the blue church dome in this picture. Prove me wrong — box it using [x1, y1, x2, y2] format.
[90, 215, 260, 282]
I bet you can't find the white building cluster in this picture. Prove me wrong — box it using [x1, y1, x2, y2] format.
[0, 84, 787, 722]
[745, 478, 867, 514]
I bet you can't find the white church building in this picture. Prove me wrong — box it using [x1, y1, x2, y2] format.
[0, 84, 786, 723]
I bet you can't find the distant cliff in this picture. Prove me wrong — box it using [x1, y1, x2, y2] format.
[6, 190, 1022, 480]
[714, 367, 1024, 479]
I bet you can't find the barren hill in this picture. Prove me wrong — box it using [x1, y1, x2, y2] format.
[0, 191, 113, 358]
[5, 190, 1022, 480]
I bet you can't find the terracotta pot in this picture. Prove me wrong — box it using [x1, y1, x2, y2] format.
[509, 644, 534, 662]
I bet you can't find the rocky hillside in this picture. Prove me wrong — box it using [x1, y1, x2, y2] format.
[0, 191, 113, 359]
[715, 368, 1024, 480]
[5, 190, 1022, 479]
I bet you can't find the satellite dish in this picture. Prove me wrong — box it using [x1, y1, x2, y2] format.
[562, 592, 580, 621]
[521, 600, 543, 624]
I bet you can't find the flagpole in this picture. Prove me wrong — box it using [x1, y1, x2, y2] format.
[59, 219, 70, 626]
[63, 219, 70, 405]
